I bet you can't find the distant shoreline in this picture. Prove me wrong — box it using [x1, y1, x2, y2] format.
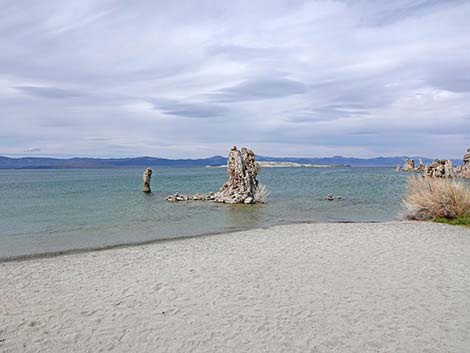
[1, 155, 460, 169]
[206, 161, 351, 168]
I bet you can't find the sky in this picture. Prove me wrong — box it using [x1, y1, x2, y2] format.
[1, 0, 470, 159]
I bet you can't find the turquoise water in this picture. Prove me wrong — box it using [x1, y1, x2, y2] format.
[0, 167, 408, 259]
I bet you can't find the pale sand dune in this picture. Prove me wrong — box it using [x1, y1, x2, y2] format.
[1, 222, 470, 353]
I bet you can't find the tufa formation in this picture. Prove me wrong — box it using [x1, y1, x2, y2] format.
[397, 147, 469, 179]
[166, 146, 268, 204]
[214, 146, 261, 204]
[143, 168, 153, 193]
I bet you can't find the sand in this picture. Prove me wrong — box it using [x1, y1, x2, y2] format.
[1, 221, 470, 353]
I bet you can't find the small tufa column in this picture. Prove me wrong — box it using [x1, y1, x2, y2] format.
[444, 160, 453, 178]
[143, 168, 153, 193]
[464, 148, 470, 166]
[416, 159, 425, 172]
[462, 148, 470, 178]
[402, 159, 415, 172]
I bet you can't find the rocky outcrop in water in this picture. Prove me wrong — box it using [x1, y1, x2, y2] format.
[462, 148, 470, 178]
[464, 148, 470, 165]
[445, 159, 454, 178]
[400, 159, 425, 173]
[422, 148, 470, 178]
[423, 160, 452, 178]
[324, 194, 342, 201]
[416, 159, 425, 172]
[400, 148, 470, 179]
[143, 168, 153, 193]
[214, 146, 261, 204]
[402, 159, 415, 172]
[397, 149, 470, 178]
[165, 146, 268, 203]
[166, 192, 216, 202]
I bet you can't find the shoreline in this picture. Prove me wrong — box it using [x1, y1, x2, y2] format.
[1, 219, 385, 263]
[2, 221, 469, 353]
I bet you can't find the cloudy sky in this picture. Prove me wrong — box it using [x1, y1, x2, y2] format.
[1, 0, 470, 158]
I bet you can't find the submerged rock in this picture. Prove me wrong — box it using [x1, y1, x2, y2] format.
[165, 192, 216, 202]
[166, 193, 190, 202]
[324, 194, 342, 201]
[166, 193, 188, 202]
[192, 193, 206, 201]
[214, 146, 262, 204]
[143, 168, 153, 193]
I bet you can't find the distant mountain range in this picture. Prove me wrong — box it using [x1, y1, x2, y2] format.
[0, 155, 463, 169]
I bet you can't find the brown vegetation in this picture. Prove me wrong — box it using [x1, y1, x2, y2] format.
[403, 176, 470, 220]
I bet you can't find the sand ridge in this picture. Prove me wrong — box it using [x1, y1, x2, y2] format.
[1, 222, 470, 353]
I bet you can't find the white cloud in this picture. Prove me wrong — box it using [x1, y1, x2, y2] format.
[0, 0, 469, 158]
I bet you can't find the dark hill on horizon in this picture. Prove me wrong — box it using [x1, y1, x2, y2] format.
[0, 155, 463, 169]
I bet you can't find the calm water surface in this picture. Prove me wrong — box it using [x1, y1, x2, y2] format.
[0, 167, 409, 258]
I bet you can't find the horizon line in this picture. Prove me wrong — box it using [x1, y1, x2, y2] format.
[1, 154, 464, 161]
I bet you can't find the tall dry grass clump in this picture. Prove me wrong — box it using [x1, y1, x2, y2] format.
[403, 176, 470, 220]
[254, 183, 270, 203]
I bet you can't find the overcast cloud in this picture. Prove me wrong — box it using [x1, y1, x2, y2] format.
[1, 0, 469, 158]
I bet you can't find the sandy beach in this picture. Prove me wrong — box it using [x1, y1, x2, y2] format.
[1, 221, 470, 353]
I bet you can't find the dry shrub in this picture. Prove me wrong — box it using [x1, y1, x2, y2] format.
[403, 176, 470, 220]
[254, 183, 270, 203]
